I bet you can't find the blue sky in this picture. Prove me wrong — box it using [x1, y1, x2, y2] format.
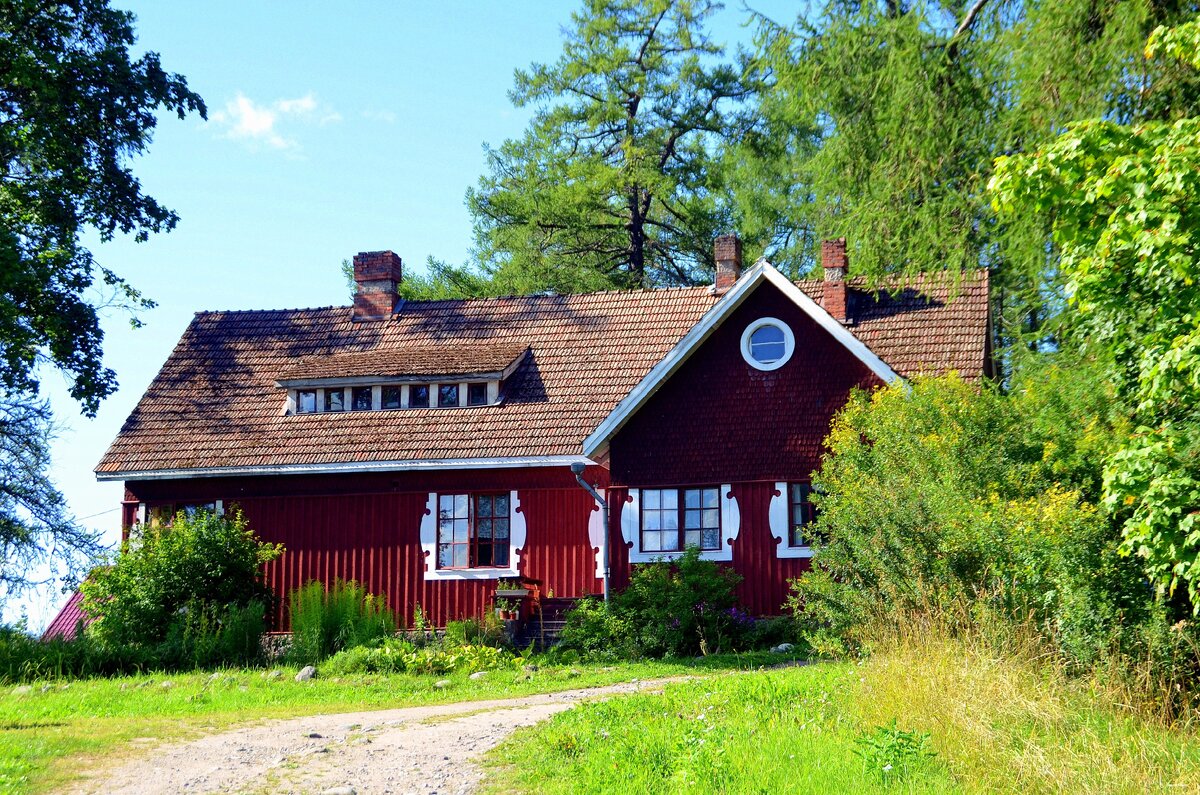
[21, 1, 792, 628]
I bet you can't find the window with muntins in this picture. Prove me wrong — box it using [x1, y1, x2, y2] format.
[789, 483, 817, 547]
[437, 493, 511, 569]
[641, 487, 721, 552]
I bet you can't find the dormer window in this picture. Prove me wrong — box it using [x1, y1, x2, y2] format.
[276, 343, 529, 416]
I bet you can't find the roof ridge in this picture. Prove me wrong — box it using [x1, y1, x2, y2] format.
[191, 284, 715, 317]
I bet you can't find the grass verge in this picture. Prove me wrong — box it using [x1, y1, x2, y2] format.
[0, 652, 782, 794]
[483, 631, 1200, 794]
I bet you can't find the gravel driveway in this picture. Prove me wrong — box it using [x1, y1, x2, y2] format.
[67, 678, 685, 795]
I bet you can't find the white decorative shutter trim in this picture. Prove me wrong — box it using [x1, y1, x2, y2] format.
[770, 481, 813, 559]
[587, 489, 607, 579]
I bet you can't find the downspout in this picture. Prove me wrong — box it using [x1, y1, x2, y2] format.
[570, 461, 610, 605]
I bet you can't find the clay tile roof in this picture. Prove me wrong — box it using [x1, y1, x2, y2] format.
[277, 342, 529, 382]
[797, 270, 991, 382]
[96, 268, 989, 476]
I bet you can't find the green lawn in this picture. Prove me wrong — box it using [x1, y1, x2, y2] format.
[0, 653, 782, 795]
[482, 664, 957, 794]
[482, 636, 1200, 794]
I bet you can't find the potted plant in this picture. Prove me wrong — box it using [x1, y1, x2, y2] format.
[495, 597, 519, 620]
[495, 578, 528, 598]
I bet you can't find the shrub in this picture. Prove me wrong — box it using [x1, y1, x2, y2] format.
[323, 637, 514, 675]
[559, 549, 749, 659]
[287, 579, 396, 663]
[789, 366, 1200, 710]
[80, 508, 280, 667]
[445, 614, 505, 648]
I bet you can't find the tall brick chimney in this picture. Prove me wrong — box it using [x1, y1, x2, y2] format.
[352, 250, 403, 322]
[821, 238, 850, 324]
[713, 234, 742, 296]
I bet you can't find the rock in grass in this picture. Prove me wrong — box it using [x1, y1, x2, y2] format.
[770, 643, 795, 654]
[295, 665, 317, 682]
[265, 669, 283, 679]
[160, 681, 174, 690]
[433, 679, 452, 689]
[566, 668, 582, 678]
[468, 671, 487, 681]
[322, 786, 356, 795]
[11, 685, 32, 696]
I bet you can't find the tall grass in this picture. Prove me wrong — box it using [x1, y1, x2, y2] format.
[851, 611, 1200, 793]
[287, 579, 395, 663]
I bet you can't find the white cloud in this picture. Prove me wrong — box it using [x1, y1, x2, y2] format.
[211, 92, 339, 152]
[361, 108, 398, 124]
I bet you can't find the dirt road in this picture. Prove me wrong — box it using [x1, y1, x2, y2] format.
[68, 678, 682, 795]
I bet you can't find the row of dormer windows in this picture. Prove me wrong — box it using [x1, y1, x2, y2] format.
[291, 381, 497, 414]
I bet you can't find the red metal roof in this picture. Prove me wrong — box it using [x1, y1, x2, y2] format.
[96, 269, 989, 477]
[41, 590, 90, 641]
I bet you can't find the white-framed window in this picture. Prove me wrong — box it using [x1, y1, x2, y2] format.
[740, 317, 795, 371]
[640, 487, 721, 553]
[436, 492, 511, 569]
[420, 491, 526, 580]
[621, 486, 739, 563]
[770, 481, 815, 558]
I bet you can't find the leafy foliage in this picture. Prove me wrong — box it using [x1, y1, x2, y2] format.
[467, 0, 750, 292]
[0, 0, 204, 412]
[732, 0, 1193, 352]
[854, 720, 936, 784]
[81, 509, 280, 651]
[560, 548, 760, 658]
[990, 16, 1200, 609]
[286, 579, 396, 664]
[787, 370, 1177, 671]
[323, 638, 515, 676]
[0, 395, 101, 599]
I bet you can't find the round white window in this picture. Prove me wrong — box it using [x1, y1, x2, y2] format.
[740, 317, 795, 371]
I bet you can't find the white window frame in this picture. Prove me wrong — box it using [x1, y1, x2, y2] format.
[420, 490, 526, 580]
[769, 481, 814, 558]
[620, 486, 739, 563]
[740, 317, 795, 371]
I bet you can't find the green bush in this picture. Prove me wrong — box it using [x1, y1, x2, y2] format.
[287, 579, 396, 663]
[559, 548, 748, 659]
[78, 509, 280, 669]
[445, 614, 506, 648]
[323, 637, 514, 675]
[788, 365, 1198, 702]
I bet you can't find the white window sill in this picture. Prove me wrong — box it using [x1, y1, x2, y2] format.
[424, 567, 520, 581]
[629, 548, 733, 564]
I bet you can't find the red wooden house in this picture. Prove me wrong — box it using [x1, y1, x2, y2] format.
[91, 236, 990, 628]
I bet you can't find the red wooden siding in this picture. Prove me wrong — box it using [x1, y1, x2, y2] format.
[728, 481, 810, 614]
[608, 280, 883, 487]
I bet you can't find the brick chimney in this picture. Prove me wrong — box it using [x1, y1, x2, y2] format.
[352, 250, 403, 321]
[713, 234, 742, 296]
[821, 238, 850, 324]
